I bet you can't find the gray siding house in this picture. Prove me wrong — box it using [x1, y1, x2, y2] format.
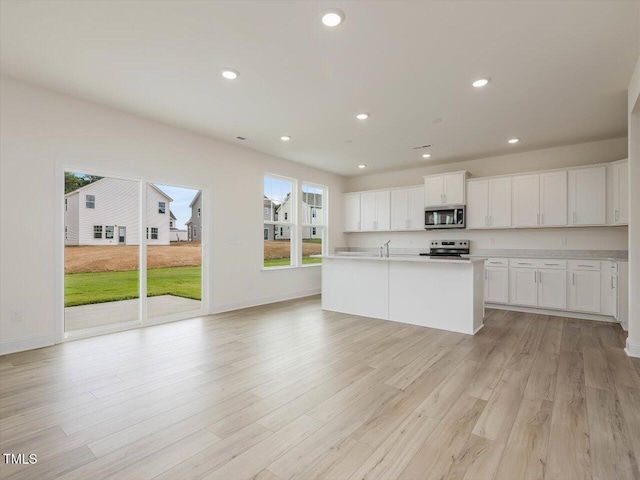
[186, 190, 202, 242]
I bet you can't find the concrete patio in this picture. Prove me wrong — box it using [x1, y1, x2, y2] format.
[65, 295, 201, 332]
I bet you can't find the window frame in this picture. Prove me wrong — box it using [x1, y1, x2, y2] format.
[93, 225, 103, 239]
[86, 194, 95, 209]
[301, 181, 328, 267]
[263, 173, 297, 269]
[150, 227, 159, 240]
[105, 226, 114, 239]
[158, 201, 166, 214]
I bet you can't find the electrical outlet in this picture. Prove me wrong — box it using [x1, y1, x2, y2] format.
[11, 310, 23, 323]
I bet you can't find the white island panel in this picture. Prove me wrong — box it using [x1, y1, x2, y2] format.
[388, 261, 484, 334]
[321, 258, 388, 320]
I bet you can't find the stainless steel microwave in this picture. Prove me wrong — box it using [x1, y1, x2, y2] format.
[424, 205, 466, 229]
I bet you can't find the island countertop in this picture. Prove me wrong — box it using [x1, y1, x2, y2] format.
[318, 254, 486, 264]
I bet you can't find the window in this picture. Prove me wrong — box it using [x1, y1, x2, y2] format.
[105, 226, 114, 239]
[197, 207, 201, 218]
[263, 174, 295, 268]
[65, 226, 68, 239]
[159, 202, 166, 214]
[86, 195, 95, 209]
[193, 226, 197, 238]
[151, 227, 158, 240]
[65, 198, 68, 211]
[302, 183, 327, 265]
[146, 227, 149, 240]
[93, 225, 102, 239]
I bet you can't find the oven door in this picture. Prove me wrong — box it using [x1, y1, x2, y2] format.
[424, 206, 465, 229]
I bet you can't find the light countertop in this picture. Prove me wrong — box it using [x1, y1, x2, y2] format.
[319, 254, 485, 264]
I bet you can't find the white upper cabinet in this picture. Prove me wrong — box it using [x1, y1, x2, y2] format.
[512, 174, 540, 227]
[344, 193, 361, 232]
[361, 190, 390, 231]
[467, 178, 511, 228]
[512, 171, 567, 227]
[466, 180, 489, 229]
[568, 166, 606, 226]
[612, 161, 628, 224]
[424, 171, 466, 206]
[540, 171, 567, 226]
[391, 186, 425, 230]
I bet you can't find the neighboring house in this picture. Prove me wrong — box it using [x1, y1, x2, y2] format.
[64, 178, 173, 246]
[263, 195, 277, 241]
[169, 210, 188, 242]
[273, 191, 323, 240]
[186, 190, 202, 242]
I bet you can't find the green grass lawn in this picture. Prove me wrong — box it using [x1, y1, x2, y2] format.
[65, 266, 201, 307]
[263, 256, 321, 268]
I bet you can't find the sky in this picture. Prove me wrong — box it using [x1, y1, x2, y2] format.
[154, 184, 199, 230]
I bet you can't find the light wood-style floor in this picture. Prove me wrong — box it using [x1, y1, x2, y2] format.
[1, 296, 639, 480]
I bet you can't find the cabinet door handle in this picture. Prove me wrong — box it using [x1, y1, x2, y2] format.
[485, 270, 488, 280]
[544, 263, 560, 266]
[534, 271, 537, 283]
[489, 215, 492, 226]
[489, 261, 503, 264]
[577, 264, 592, 268]
[537, 213, 540, 225]
[518, 262, 533, 265]
[572, 272, 575, 285]
[611, 276, 615, 289]
[541, 213, 544, 224]
[615, 210, 619, 222]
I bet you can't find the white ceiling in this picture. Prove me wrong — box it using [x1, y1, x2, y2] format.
[1, 1, 638, 176]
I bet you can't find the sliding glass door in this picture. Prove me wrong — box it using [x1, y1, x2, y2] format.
[63, 172, 204, 337]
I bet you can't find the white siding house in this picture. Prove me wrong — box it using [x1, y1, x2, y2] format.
[274, 192, 323, 240]
[169, 211, 188, 241]
[64, 178, 173, 246]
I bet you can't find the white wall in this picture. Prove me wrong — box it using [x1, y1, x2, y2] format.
[626, 56, 640, 358]
[345, 138, 629, 253]
[347, 137, 628, 192]
[0, 76, 347, 353]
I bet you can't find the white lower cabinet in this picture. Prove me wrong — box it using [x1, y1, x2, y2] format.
[509, 268, 538, 307]
[487, 258, 620, 320]
[567, 270, 601, 313]
[484, 267, 509, 304]
[538, 270, 567, 309]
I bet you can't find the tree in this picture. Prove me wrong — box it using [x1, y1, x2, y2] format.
[65, 172, 103, 194]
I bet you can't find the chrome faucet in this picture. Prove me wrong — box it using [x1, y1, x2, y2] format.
[384, 240, 391, 258]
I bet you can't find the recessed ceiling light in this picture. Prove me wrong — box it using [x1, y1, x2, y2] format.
[321, 9, 345, 27]
[358, 164, 366, 169]
[356, 113, 370, 120]
[508, 138, 521, 144]
[221, 69, 239, 80]
[472, 78, 490, 88]
[280, 136, 291, 141]
[422, 153, 432, 159]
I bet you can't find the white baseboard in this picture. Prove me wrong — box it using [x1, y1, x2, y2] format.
[626, 339, 640, 358]
[0, 333, 56, 356]
[212, 289, 321, 315]
[486, 303, 618, 323]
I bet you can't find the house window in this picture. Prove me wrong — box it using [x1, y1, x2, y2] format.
[159, 202, 166, 214]
[65, 198, 68, 211]
[65, 226, 68, 239]
[302, 183, 327, 265]
[197, 207, 201, 218]
[105, 226, 114, 239]
[93, 225, 102, 239]
[151, 227, 158, 240]
[146, 227, 149, 240]
[86, 195, 95, 209]
[263, 174, 295, 268]
[193, 226, 197, 238]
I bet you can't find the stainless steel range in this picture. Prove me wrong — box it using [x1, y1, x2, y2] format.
[420, 240, 470, 257]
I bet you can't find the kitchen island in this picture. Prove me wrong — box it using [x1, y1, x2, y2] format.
[320, 254, 485, 335]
